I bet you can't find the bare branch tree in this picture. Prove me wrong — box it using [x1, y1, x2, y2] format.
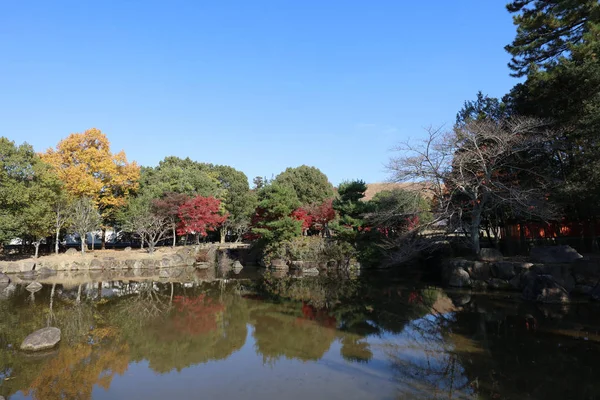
[388, 117, 556, 254]
[69, 197, 101, 254]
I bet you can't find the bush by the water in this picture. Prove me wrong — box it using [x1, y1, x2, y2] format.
[262, 236, 355, 266]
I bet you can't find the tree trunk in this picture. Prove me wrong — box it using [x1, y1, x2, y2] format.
[220, 228, 226, 244]
[81, 234, 86, 254]
[173, 226, 177, 248]
[471, 210, 482, 255]
[55, 227, 60, 254]
[141, 236, 144, 249]
[101, 228, 106, 250]
[34, 241, 40, 259]
[195, 233, 200, 244]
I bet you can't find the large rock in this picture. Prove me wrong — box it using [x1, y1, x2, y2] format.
[65, 248, 79, 255]
[270, 259, 288, 271]
[89, 259, 103, 271]
[488, 278, 512, 290]
[522, 275, 570, 304]
[492, 262, 517, 280]
[530, 245, 582, 264]
[479, 248, 503, 262]
[20, 261, 36, 272]
[448, 268, 471, 288]
[0, 272, 10, 284]
[466, 261, 491, 281]
[20, 327, 61, 351]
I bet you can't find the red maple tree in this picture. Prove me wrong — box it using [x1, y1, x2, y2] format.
[177, 196, 227, 238]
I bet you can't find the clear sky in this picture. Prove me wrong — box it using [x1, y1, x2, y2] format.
[1, 0, 518, 186]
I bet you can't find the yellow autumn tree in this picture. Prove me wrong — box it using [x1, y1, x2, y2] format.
[42, 128, 140, 246]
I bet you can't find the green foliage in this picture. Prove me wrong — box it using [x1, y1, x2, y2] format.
[332, 180, 372, 239]
[139, 156, 221, 199]
[505, 2, 600, 221]
[262, 236, 355, 265]
[252, 183, 303, 245]
[274, 165, 334, 206]
[456, 91, 508, 127]
[0, 138, 62, 246]
[505, 0, 600, 77]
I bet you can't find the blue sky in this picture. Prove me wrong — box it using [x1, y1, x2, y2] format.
[1, 0, 517, 186]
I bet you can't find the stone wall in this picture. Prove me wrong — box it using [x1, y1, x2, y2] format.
[442, 246, 600, 303]
[0, 245, 211, 275]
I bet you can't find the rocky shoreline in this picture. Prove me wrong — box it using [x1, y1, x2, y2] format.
[442, 245, 600, 303]
[0, 245, 218, 275]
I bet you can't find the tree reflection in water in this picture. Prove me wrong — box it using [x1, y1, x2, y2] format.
[383, 312, 476, 400]
[4, 275, 600, 400]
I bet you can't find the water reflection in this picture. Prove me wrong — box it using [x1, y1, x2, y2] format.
[1, 273, 600, 400]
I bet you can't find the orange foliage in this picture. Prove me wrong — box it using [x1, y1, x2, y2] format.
[171, 294, 225, 336]
[24, 335, 129, 400]
[42, 128, 140, 217]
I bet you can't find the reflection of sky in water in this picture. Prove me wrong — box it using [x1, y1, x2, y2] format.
[90, 325, 401, 400]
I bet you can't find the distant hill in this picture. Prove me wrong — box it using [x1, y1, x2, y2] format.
[363, 182, 434, 201]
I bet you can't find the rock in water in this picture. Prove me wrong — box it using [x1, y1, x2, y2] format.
[21, 327, 61, 351]
[530, 245, 582, 263]
[0, 272, 10, 284]
[26, 281, 43, 293]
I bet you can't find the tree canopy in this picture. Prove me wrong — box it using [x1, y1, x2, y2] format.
[274, 165, 334, 206]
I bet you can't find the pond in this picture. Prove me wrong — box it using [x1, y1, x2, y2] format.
[1, 268, 600, 400]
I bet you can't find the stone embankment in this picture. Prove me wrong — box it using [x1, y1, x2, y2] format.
[442, 245, 600, 304]
[0, 244, 248, 275]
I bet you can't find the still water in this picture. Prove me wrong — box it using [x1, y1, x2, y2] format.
[1, 267, 600, 400]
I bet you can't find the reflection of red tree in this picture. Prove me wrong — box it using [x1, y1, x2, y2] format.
[172, 295, 225, 335]
[296, 302, 337, 329]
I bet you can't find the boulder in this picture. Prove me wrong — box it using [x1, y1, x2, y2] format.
[171, 253, 184, 266]
[488, 278, 512, 290]
[479, 248, 503, 262]
[65, 248, 79, 255]
[89, 259, 103, 271]
[270, 259, 288, 271]
[20, 327, 61, 351]
[0, 272, 10, 284]
[522, 275, 570, 304]
[159, 269, 170, 278]
[26, 282, 43, 293]
[467, 262, 491, 281]
[492, 262, 517, 280]
[124, 246, 132, 252]
[160, 257, 173, 268]
[471, 280, 488, 291]
[448, 268, 471, 288]
[530, 245, 582, 264]
[20, 261, 36, 272]
[509, 274, 522, 290]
